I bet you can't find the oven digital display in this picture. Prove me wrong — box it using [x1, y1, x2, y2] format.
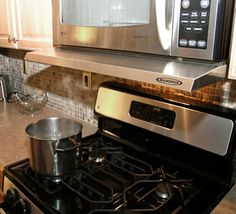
[130, 101, 176, 128]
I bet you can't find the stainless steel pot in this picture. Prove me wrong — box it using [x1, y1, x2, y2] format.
[25, 117, 83, 178]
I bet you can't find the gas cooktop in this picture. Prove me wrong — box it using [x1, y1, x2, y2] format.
[2, 81, 236, 214]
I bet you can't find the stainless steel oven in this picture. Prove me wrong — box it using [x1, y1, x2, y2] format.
[1, 81, 236, 213]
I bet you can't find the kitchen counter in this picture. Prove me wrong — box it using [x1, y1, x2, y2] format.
[0, 102, 97, 167]
[212, 184, 236, 214]
[0, 102, 236, 213]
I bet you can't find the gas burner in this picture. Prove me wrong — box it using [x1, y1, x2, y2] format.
[155, 182, 173, 199]
[81, 137, 123, 164]
[23, 166, 72, 194]
[88, 148, 107, 164]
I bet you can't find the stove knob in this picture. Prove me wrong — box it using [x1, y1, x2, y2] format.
[19, 198, 30, 214]
[4, 188, 18, 205]
[4, 188, 30, 214]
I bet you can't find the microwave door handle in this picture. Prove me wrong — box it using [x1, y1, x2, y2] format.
[155, 0, 172, 50]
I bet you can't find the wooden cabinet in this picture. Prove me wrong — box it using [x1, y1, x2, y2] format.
[0, 0, 17, 48]
[228, 4, 236, 79]
[0, 0, 52, 50]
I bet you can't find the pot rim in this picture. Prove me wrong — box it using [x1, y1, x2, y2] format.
[25, 116, 83, 140]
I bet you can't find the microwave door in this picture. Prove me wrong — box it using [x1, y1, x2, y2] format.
[53, 0, 173, 56]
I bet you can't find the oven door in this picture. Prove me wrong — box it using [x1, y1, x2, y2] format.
[52, 0, 174, 55]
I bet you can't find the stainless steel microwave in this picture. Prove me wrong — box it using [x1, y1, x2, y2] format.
[52, 0, 234, 61]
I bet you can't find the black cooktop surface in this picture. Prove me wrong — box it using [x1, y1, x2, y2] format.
[4, 134, 229, 214]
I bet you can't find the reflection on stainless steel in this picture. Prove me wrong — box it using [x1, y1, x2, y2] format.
[25, 47, 227, 91]
[95, 86, 233, 155]
[25, 0, 233, 92]
[25, 117, 83, 177]
[52, 0, 231, 60]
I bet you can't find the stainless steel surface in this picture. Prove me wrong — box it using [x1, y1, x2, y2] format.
[95, 86, 234, 156]
[228, 2, 236, 79]
[26, 0, 232, 91]
[3, 176, 43, 214]
[0, 80, 6, 102]
[0, 75, 10, 102]
[25, 47, 227, 92]
[172, 0, 221, 59]
[53, 0, 171, 56]
[52, 0, 231, 61]
[25, 117, 83, 177]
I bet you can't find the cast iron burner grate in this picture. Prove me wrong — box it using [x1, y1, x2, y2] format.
[56, 144, 201, 213]
[123, 166, 199, 212]
[10, 138, 201, 213]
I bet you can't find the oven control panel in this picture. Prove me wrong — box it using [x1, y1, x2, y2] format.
[178, 0, 211, 49]
[129, 101, 176, 129]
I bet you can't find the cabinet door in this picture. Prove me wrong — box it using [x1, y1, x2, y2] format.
[228, 4, 236, 79]
[15, 0, 52, 50]
[0, 0, 18, 48]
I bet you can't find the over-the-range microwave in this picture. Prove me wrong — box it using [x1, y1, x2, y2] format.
[52, 0, 234, 61]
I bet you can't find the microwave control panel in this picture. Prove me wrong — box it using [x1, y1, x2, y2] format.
[178, 0, 211, 49]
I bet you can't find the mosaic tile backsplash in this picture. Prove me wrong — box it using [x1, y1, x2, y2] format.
[0, 49, 236, 127]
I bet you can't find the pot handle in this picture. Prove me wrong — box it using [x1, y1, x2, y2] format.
[55, 138, 80, 152]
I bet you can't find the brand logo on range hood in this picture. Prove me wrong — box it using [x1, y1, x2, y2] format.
[156, 77, 183, 86]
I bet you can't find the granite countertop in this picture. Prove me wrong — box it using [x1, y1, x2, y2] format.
[0, 102, 235, 213]
[0, 102, 97, 166]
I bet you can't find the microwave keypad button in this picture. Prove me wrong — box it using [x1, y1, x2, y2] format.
[185, 26, 192, 32]
[182, 0, 190, 9]
[197, 40, 207, 48]
[179, 39, 188, 47]
[200, 0, 210, 9]
[200, 11, 208, 18]
[193, 26, 203, 33]
[190, 19, 199, 24]
[181, 12, 190, 17]
[188, 40, 197, 47]
[181, 19, 189, 24]
[200, 19, 208, 24]
[190, 11, 199, 18]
